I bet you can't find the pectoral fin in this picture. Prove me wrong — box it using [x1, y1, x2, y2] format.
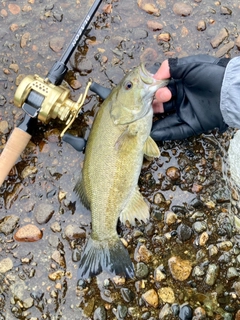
[120, 187, 149, 226]
[143, 136, 160, 161]
[74, 173, 90, 210]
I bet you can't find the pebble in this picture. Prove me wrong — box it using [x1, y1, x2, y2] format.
[51, 250, 66, 268]
[64, 224, 86, 239]
[158, 287, 175, 303]
[179, 304, 193, 320]
[50, 221, 62, 233]
[0, 120, 9, 134]
[48, 270, 65, 281]
[21, 166, 38, 179]
[210, 28, 228, 48]
[215, 41, 235, 58]
[20, 32, 31, 48]
[235, 35, 240, 49]
[142, 289, 159, 308]
[49, 37, 65, 52]
[8, 3, 21, 15]
[164, 211, 177, 225]
[193, 306, 206, 320]
[34, 203, 55, 225]
[177, 223, 192, 241]
[166, 166, 180, 181]
[197, 20, 206, 31]
[121, 288, 135, 302]
[135, 262, 149, 278]
[199, 232, 209, 246]
[192, 221, 207, 233]
[168, 256, 192, 281]
[205, 264, 219, 285]
[134, 244, 153, 263]
[157, 33, 171, 42]
[220, 6, 232, 15]
[0, 215, 19, 235]
[147, 21, 163, 31]
[93, 306, 107, 320]
[137, 0, 160, 16]
[153, 192, 166, 205]
[14, 224, 42, 242]
[0, 257, 13, 273]
[154, 265, 166, 282]
[227, 267, 239, 280]
[159, 303, 172, 319]
[173, 3, 193, 16]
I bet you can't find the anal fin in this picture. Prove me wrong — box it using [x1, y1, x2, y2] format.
[120, 187, 149, 226]
[143, 136, 160, 161]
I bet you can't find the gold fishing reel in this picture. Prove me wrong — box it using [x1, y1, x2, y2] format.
[14, 74, 92, 137]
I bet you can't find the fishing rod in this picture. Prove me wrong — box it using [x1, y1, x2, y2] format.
[0, 0, 110, 187]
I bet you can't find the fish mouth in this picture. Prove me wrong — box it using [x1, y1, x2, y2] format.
[139, 63, 168, 90]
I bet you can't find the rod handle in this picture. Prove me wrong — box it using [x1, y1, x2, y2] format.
[0, 128, 31, 187]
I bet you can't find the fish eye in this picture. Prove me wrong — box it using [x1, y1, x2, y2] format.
[124, 81, 133, 90]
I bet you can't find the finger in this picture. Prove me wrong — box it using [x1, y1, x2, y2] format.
[155, 87, 172, 103]
[152, 100, 164, 113]
[153, 59, 170, 80]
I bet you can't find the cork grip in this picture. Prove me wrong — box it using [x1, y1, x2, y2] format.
[0, 128, 31, 187]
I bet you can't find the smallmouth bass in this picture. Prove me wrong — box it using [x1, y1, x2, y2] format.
[75, 63, 168, 279]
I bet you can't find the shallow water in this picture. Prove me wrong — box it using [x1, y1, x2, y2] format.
[0, 0, 240, 319]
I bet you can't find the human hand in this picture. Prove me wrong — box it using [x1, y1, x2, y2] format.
[151, 55, 229, 141]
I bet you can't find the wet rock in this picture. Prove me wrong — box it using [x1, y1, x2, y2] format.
[51, 250, 66, 268]
[135, 262, 149, 278]
[199, 232, 209, 246]
[14, 224, 42, 242]
[227, 267, 239, 280]
[177, 223, 192, 241]
[197, 20, 206, 31]
[23, 297, 34, 309]
[132, 28, 148, 40]
[49, 37, 65, 52]
[173, 3, 192, 16]
[192, 221, 207, 233]
[0, 120, 9, 134]
[215, 41, 234, 58]
[0, 257, 13, 273]
[113, 304, 128, 319]
[20, 32, 30, 48]
[233, 282, 240, 298]
[157, 33, 171, 42]
[193, 306, 207, 320]
[205, 264, 219, 285]
[179, 304, 193, 320]
[210, 28, 228, 48]
[172, 303, 180, 316]
[21, 165, 38, 179]
[142, 289, 159, 308]
[72, 248, 81, 262]
[75, 57, 93, 75]
[147, 20, 163, 31]
[192, 265, 205, 277]
[93, 306, 107, 320]
[153, 192, 166, 205]
[64, 224, 86, 239]
[134, 243, 153, 263]
[121, 288, 135, 302]
[84, 297, 95, 317]
[168, 256, 192, 281]
[166, 166, 180, 180]
[208, 244, 218, 257]
[0, 94, 6, 106]
[34, 203, 54, 225]
[8, 4, 21, 15]
[158, 287, 175, 303]
[164, 211, 177, 225]
[50, 221, 62, 233]
[140, 48, 158, 63]
[48, 270, 64, 281]
[154, 265, 166, 282]
[0, 215, 19, 235]
[217, 241, 233, 251]
[159, 303, 172, 318]
[137, 0, 160, 16]
[220, 6, 232, 15]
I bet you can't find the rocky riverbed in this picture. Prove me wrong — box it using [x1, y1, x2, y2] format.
[0, 0, 240, 319]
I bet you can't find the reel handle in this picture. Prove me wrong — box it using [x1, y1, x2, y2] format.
[0, 128, 31, 187]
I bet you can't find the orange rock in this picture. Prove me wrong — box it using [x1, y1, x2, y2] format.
[8, 4, 21, 15]
[14, 224, 42, 242]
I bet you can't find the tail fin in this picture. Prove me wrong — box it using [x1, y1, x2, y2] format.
[77, 237, 135, 280]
